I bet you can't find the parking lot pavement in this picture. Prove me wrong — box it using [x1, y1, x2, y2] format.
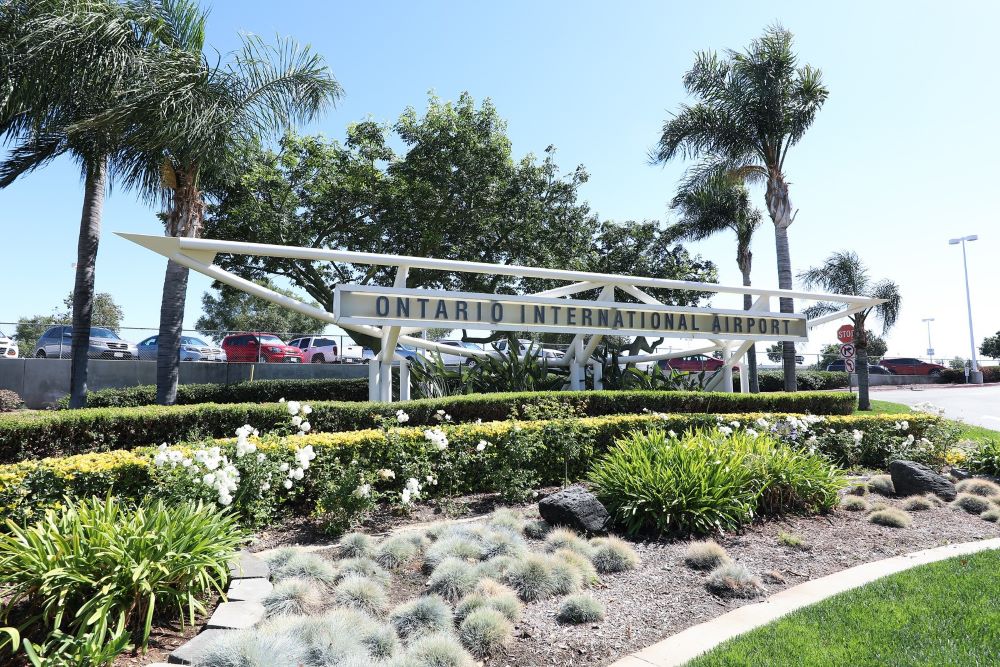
[872, 384, 1000, 430]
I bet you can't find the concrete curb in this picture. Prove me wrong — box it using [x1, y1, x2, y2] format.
[609, 537, 1000, 667]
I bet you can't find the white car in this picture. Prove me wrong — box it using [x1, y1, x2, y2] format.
[434, 340, 484, 365]
[0, 330, 18, 359]
[287, 335, 340, 363]
[490, 338, 564, 361]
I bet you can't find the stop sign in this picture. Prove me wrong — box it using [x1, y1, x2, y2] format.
[837, 325, 855, 343]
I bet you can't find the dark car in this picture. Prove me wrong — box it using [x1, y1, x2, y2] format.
[879, 357, 945, 377]
[221, 333, 304, 363]
[34, 326, 137, 359]
[826, 360, 892, 374]
[137, 335, 226, 362]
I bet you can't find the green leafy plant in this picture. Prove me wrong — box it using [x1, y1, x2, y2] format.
[969, 439, 1000, 477]
[0, 496, 243, 665]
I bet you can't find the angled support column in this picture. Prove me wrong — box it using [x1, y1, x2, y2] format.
[399, 359, 411, 402]
[368, 359, 381, 402]
[591, 360, 603, 390]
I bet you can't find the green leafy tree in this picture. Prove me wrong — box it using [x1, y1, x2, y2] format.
[16, 292, 124, 350]
[799, 252, 902, 410]
[814, 344, 841, 370]
[949, 357, 967, 371]
[15, 315, 61, 351]
[113, 10, 342, 405]
[668, 172, 763, 391]
[865, 331, 887, 360]
[0, 0, 186, 407]
[980, 332, 1000, 360]
[195, 281, 326, 341]
[652, 25, 829, 392]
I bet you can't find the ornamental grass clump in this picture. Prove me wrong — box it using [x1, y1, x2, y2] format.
[557, 594, 605, 624]
[264, 613, 373, 664]
[868, 475, 895, 496]
[404, 632, 475, 667]
[263, 578, 326, 617]
[338, 532, 375, 559]
[590, 536, 640, 573]
[846, 482, 868, 496]
[683, 540, 731, 570]
[840, 495, 867, 511]
[336, 557, 391, 586]
[488, 508, 524, 532]
[389, 595, 453, 640]
[503, 553, 557, 601]
[475, 554, 519, 581]
[273, 551, 338, 588]
[262, 546, 299, 570]
[334, 575, 389, 616]
[547, 555, 584, 595]
[375, 535, 420, 570]
[544, 527, 594, 557]
[193, 626, 308, 667]
[868, 508, 912, 528]
[553, 547, 599, 586]
[428, 557, 480, 602]
[479, 528, 527, 560]
[424, 535, 482, 573]
[455, 586, 523, 624]
[588, 428, 842, 536]
[459, 607, 514, 658]
[981, 509, 1000, 522]
[953, 493, 992, 515]
[903, 495, 933, 511]
[705, 563, 764, 599]
[523, 519, 551, 539]
[777, 531, 810, 550]
[955, 478, 1000, 497]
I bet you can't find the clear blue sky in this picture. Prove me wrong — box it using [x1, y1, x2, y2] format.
[2, 0, 997, 362]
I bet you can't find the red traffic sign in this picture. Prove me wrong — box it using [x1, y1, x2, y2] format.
[837, 325, 855, 343]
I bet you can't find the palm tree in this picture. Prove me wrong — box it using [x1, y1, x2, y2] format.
[114, 21, 343, 404]
[798, 251, 901, 411]
[668, 172, 763, 392]
[0, 0, 201, 408]
[652, 25, 829, 391]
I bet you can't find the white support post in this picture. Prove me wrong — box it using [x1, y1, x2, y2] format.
[569, 337, 585, 390]
[739, 351, 750, 393]
[721, 347, 734, 393]
[380, 362, 392, 402]
[399, 359, 411, 402]
[368, 359, 381, 402]
[591, 361, 603, 390]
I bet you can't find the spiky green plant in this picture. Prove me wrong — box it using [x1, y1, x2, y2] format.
[902, 496, 933, 511]
[428, 558, 479, 603]
[544, 528, 593, 557]
[547, 555, 584, 595]
[459, 607, 513, 659]
[953, 493, 992, 515]
[955, 478, 1000, 498]
[263, 578, 325, 617]
[502, 554, 557, 602]
[338, 532, 375, 559]
[375, 536, 420, 570]
[336, 557, 390, 586]
[867, 475, 895, 496]
[840, 495, 867, 512]
[553, 548, 599, 586]
[557, 594, 605, 624]
[334, 575, 388, 616]
[590, 536, 640, 573]
[273, 551, 338, 588]
[705, 563, 764, 599]
[404, 632, 476, 667]
[522, 519, 551, 539]
[192, 627, 308, 666]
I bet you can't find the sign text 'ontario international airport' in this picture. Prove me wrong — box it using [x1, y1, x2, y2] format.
[334, 285, 809, 342]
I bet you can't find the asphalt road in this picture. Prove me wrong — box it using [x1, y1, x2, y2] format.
[872, 384, 1000, 430]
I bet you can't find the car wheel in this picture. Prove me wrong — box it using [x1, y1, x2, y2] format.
[35, 350, 46, 358]
[312, 354, 324, 363]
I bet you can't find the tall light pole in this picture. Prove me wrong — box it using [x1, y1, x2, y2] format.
[948, 235, 982, 384]
[921, 317, 935, 361]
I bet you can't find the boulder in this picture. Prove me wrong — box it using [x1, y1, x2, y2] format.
[538, 485, 610, 533]
[888, 460, 957, 501]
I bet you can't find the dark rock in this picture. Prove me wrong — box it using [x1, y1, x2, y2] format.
[888, 460, 957, 501]
[538, 485, 610, 533]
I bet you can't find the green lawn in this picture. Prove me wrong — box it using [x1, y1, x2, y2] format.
[861, 399, 1000, 441]
[686, 550, 1000, 667]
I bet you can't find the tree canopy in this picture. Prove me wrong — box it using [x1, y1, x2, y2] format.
[16, 292, 125, 346]
[981, 332, 1000, 360]
[195, 280, 326, 341]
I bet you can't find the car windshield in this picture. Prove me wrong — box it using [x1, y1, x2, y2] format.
[460, 342, 480, 349]
[181, 337, 208, 346]
[90, 328, 120, 339]
[314, 338, 337, 347]
[258, 335, 283, 345]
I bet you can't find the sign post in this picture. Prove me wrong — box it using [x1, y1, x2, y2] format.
[839, 334, 857, 393]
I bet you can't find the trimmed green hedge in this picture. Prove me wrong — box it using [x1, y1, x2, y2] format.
[57, 378, 369, 409]
[735, 370, 849, 392]
[0, 390, 856, 464]
[0, 410, 940, 525]
[938, 366, 1000, 384]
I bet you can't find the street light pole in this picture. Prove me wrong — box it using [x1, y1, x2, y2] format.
[948, 235, 982, 384]
[921, 317, 935, 361]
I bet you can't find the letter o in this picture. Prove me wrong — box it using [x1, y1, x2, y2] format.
[491, 303, 504, 321]
[375, 296, 390, 317]
[650, 313, 661, 329]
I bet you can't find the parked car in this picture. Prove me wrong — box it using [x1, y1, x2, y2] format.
[488, 339, 565, 362]
[394, 344, 422, 361]
[878, 357, 945, 377]
[826, 360, 892, 374]
[137, 335, 226, 362]
[659, 354, 736, 373]
[438, 340, 485, 365]
[220, 333, 304, 363]
[0, 329, 18, 359]
[34, 326, 137, 359]
[288, 335, 339, 363]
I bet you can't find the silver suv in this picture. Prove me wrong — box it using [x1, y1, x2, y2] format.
[34, 326, 138, 360]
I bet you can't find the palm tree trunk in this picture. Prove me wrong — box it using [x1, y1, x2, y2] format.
[766, 173, 797, 392]
[68, 157, 107, 409]
[855, 316, 871, 410]
[742, 276, 760, 394]
[156, 259, 188, 405]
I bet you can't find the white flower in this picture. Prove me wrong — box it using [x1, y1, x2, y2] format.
[218, 493, 232, 507]
[730, 421, 741, 428]
[404, 477, 422, 499]
[904, 434, 915, 445]
[290, 467, 305, 481]
[291, 415, 303, 427]
[283, 479, 293, 489]
[423, 428, 448, 451]
[203, 473, 216, 486]
[401, 489, 412, 505]
[395, 409, 410, 424]
[280, 462, 289, 472]
[668, 430, 677, 438]
[852, 429, 864, 443]
[257, 452, 266, 462]
[476, 440, 488, 452]
[531, 491, 539, 498]
[302, 404, 313, 415]
[718, 426, 733, 436]
[745, 428, 758, 437]
[901, 420, 909, 430]
[299, 421, 311, 433]
[279, 398, 286, 403]
[377, 468, 396, 480]
[286, 400, 300, 415]
[354, 483, 372, 498]
[261, 482, 271, 491]
[755, 417, 769, 428]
